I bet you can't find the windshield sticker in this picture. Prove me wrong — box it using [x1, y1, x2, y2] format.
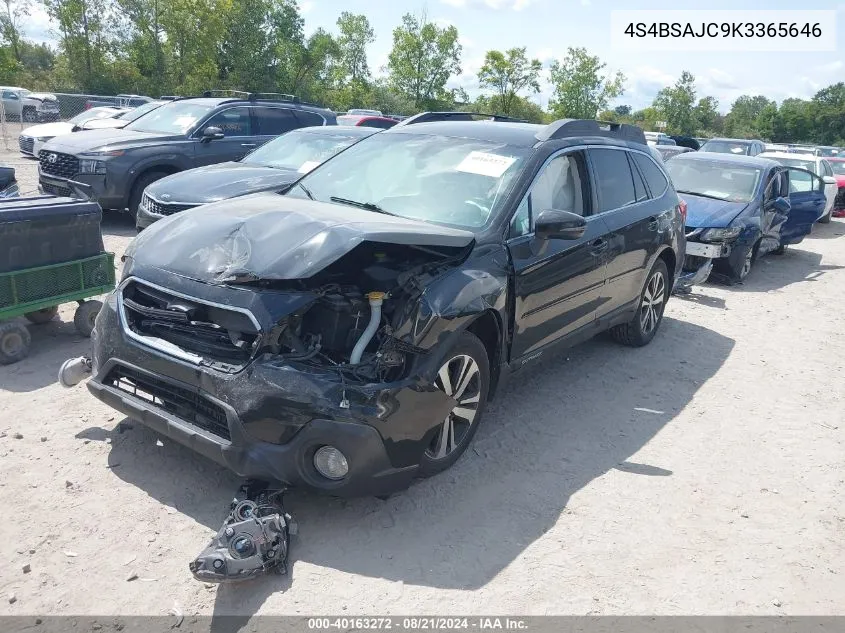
[298, 160, 321, 174]
[455, 151, 516, 178]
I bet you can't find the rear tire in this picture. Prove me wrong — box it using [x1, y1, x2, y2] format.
[25, 306, 59, 324]
[0, 322, 31, 365]
[774, 243, 787, 255]
[418, 331, 490, 477]
[610, 258, 669, 347]
[128, 170, 169, 218]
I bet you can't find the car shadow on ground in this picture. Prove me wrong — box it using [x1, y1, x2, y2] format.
[0, 316, 93, 392]
[84, 315, 733, 615]
[674, 288, 728, 310]
[804, 219, 845, 240]
[102, 211, 137, 237]
[740, 247, 845, 293]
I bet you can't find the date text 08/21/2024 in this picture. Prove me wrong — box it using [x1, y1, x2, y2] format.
[307, 617, 528, 630]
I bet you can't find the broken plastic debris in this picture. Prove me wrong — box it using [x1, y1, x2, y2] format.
[64, 551, 78, 557]
[155, 439, 164, 447]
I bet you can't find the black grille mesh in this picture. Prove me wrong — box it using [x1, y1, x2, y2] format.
[38, 150, 79, 179]
[142, 193, 197, 216]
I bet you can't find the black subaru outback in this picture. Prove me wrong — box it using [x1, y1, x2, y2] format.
[38, 91, 336, 215]
[86, 115, 685, 497]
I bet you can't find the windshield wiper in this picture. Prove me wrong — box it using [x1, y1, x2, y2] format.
[676, 189, 729, 202]
[297, 182, 315, 200]
[329, 196, 394, 216]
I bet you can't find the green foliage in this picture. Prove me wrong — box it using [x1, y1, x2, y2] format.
[386, 12, 462, 110]
[548, 47, 625, 119]
[477, 47, 541, 116]
[653, 71, 696, 135]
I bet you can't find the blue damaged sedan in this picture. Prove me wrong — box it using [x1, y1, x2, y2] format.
[668, 153, 826, 286]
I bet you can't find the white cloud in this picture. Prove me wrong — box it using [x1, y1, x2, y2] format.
[581, 0, 591, 5]
[440, 0, 535, 11]
[21, 4, 55, 44]
[299, 1, 314, 14]
[819, 60, 843, 73]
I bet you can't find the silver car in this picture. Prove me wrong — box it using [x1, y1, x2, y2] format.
[0, 86, 60, 122]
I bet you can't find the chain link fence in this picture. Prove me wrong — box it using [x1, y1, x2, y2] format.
[0, 93, 124, 154]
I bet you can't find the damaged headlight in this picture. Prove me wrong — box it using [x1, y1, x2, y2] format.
[700, 226, 742, 243]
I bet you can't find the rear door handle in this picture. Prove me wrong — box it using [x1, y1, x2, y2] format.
[589, 238, 609, 255]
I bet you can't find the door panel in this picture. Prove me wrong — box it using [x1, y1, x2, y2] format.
[782, 168, 825, 244]
[509, 216, 610, 359]
[193, 106, 257, 167]
[759, 170, 787, 254]
[508, 150, 609, 360]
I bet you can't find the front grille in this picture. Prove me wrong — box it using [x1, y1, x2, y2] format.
[41, 182, 72, 197]
[38, 150, 79, 179]
[105, 365, 231, 441]
[18, 136, 34, 154]
[142, 192, 197, 217]
[121, 280, 259, 367]
[835, 187, 845, 210]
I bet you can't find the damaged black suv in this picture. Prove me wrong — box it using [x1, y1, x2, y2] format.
[87, 116, 685, 497]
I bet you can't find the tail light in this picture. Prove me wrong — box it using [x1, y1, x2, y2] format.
[678, 198, 688, 224]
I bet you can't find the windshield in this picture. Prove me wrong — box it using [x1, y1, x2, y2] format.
[819, 147, 842, 158]
[765, 156, 817, 174]
[243, 129, 367, 171]
[829, 161, 845, 176]
[701, 140, 752, 155]
[289, 132, 531, 229]
[667, 160, 762, 203]
[70, 109, 117, 124]
[124, 101, 214, 134]
[118, 101, 162, 122]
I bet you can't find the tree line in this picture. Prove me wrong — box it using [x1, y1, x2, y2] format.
[0, 0, 842, 145]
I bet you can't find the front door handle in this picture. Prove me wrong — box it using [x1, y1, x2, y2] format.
[589, 238, 609, 255]
[241, 143, 257, 148]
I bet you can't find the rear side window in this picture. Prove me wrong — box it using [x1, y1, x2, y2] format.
[589, 148, 637, 212]
[632, 153, 669, 198]
[253, 107, 299, 136]
[296, 110, 327, 127]
[204, 107, 252, 135]
[628, 154, 648, 202]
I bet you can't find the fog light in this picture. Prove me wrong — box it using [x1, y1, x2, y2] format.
[313, 446, 349, 480]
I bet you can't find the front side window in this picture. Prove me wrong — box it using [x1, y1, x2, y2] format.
[666, 159, 762, 203]
[125, 101, 215, 135]
[289, 132, 531, 229]
[509, 197, 530, 238]
[204, 107, 252, 136]
[787, 169, 817, 193]
[590, 148, 637, 212]
[531, 154, 585, 217]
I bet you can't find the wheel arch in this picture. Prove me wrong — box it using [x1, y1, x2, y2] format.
[464, 309, 503, 400]
[127, 164, 182, 208]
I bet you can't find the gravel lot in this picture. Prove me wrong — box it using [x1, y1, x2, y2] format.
[1, 148, 844, 617]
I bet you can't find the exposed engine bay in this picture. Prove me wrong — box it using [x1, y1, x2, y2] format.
[121, 240, 469, 383]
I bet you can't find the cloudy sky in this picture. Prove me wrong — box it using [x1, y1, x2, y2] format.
[22, 0, 845, 113]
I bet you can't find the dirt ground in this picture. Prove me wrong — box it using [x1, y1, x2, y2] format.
[1, 149, 844, 617]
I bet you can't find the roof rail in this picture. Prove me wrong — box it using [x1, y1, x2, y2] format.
[395, 111, 529, 127]
[536, 119, 646, 145]
[202, 89, 251, 99]
[247, 92, 301, 103]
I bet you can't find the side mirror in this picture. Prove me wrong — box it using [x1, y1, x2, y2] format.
[822, 175, 836, 185]
[534, 208, 587, 241]
[772, 196, 791, 214]
[201, 126, 224, 142]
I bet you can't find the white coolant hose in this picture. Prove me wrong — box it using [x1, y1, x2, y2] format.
[349, 292, 384, 365]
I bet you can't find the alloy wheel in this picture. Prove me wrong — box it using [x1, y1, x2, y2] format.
[427, 354, 481, 460]
[639, 270, 666, 335]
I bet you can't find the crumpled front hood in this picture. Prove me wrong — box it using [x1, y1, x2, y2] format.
[26, 92, 57, 102]
[684, 194, 750, 228]
[128, 193, 475, 283]
[145, 162, 299, 204]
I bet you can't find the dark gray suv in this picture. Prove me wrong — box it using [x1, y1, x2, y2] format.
[37, 94, 336, 215]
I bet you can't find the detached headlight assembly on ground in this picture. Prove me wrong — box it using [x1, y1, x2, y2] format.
[701, 226, 742, 243]
[313, 446, 349, 480]
[78, 159, 107, 175]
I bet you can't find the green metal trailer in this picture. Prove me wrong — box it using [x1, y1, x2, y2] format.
[0, 252, 115, 364]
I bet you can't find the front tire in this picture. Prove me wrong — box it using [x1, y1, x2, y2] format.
[610, 258, 669, 347]
[128, 170, 169, 218]
[22, 108, 37, 122]
[418, 331, 490, 477]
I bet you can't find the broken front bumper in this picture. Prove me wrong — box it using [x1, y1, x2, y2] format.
[87, 296, 455, 497]
[676, 240, 729, 290]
